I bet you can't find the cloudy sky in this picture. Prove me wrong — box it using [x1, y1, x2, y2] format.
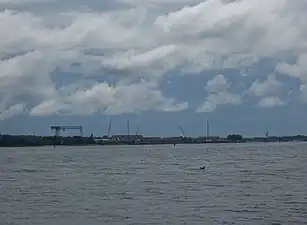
[0, 0, 307, 137]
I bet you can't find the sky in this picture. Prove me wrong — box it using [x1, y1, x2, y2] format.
[1, 0, 307, 137]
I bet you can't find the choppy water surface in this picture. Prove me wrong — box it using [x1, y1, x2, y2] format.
[0, 142, 307, 225]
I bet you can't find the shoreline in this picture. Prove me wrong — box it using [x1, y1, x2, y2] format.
[1, 134, 307, 147]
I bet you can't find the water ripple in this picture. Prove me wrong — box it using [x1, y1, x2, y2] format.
[0, 142, 307, 224]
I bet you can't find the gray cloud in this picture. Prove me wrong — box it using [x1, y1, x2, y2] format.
[0, 0, 307, 119]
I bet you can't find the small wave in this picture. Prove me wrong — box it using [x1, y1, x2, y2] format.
[224, 209, 262, 213]
[63, 156, 73, 163]
[13, 168, 43, 173]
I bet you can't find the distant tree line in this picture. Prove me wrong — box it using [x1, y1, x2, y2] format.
[227, 134, 243, 142]
[1, 133, 307, 147]
[0, 135, 96, 147]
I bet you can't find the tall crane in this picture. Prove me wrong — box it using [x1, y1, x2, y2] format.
[107, 117, 112, 137]
[179, 125, 185, 137]
[50, 126, 83, 137]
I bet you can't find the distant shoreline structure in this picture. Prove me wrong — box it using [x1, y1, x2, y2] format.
[1, 133, 307, 147]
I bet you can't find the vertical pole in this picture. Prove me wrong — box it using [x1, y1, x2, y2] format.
[206, 120, 209, 140]
[127, 119, 130, 140]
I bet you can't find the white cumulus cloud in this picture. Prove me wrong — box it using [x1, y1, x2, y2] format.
[197, 74, 242, 112]
[0, 0, 307, 119]
[257, 96, 285, 108]
[248, 74, 283, 98]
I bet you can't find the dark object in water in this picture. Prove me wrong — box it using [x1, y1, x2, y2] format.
[200, 165, 205, 170]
